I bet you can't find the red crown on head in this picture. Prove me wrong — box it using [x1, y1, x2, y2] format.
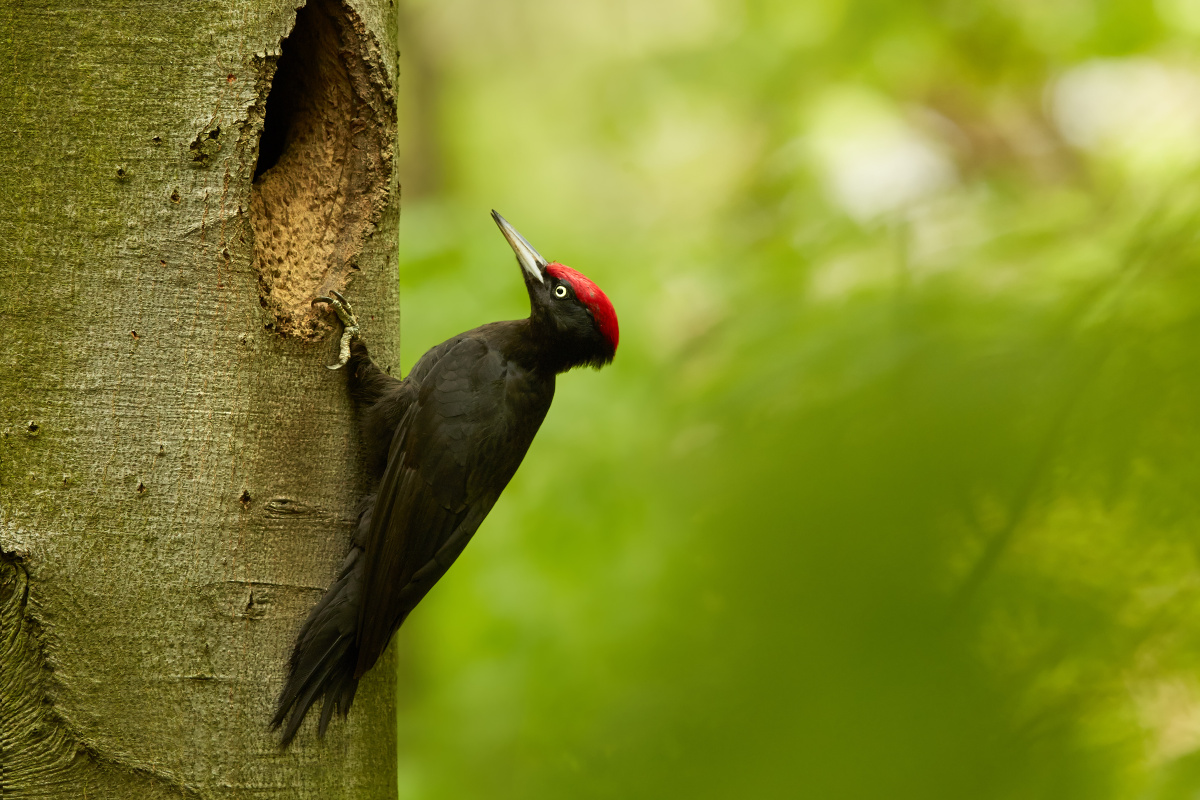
[545, 263, 619, 353]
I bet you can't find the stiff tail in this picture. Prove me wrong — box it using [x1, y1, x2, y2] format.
[272, 542, 365, 746]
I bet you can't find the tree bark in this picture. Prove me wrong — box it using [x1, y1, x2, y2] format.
[0, 1, 400, 797]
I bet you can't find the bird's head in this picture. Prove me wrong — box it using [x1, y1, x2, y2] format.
[492, 210, 619, 371]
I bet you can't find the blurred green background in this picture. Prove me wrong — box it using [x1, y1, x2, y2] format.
[387, 1, 1200, 797]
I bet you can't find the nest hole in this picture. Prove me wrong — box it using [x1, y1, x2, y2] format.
[249, 0, 394, 341]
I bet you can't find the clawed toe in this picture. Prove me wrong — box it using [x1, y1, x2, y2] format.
[313, 291, 358, 328]
[312, 290, 362, 370]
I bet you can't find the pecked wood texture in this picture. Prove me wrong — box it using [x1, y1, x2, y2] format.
[0, 1, 400, 797]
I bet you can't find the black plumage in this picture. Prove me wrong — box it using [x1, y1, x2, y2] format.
[272, 212, 618, 745]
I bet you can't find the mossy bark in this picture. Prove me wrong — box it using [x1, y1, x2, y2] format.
[0, 2, 400, 797]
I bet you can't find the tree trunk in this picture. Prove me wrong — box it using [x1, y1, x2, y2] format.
[0, 1, 400, 796]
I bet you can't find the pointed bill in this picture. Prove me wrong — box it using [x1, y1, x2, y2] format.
[492, 210, 546, 284]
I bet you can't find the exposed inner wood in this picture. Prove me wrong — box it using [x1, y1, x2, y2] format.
[251, 0, 395, 341]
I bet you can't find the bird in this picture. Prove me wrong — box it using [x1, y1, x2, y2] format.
[271, 211, 619, 745]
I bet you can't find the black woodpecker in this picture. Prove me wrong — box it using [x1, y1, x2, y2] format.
[271, 211, 619, 745]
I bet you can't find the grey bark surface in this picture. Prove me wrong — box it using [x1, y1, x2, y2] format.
[0, 2, 400, 797]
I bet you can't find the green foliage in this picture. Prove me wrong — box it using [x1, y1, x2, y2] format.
[393, 0, 1200, 796]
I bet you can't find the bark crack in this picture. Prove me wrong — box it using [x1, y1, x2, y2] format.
[0, 551, 202, 800]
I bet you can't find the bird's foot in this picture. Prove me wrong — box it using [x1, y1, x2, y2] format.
[312, 290, 361, 370]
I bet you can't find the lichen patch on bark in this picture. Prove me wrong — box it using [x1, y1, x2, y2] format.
[249, 0, 396, 342]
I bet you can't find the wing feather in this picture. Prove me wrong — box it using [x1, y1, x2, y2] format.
[353, 338, 542, 677]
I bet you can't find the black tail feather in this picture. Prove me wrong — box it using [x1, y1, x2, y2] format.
[317, 677, 340, 735]
[273, 543, 365, 746]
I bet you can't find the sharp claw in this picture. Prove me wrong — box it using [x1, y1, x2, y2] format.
[311, 291, 361, 370]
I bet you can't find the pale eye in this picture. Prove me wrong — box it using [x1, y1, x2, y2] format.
[554, 285, 568, 299]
